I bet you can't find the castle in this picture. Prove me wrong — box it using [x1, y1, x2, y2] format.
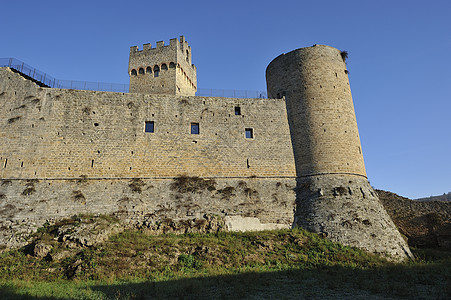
[0, 36, 412, 260]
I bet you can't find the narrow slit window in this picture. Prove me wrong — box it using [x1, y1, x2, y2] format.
[245, 128, 253, 139]
[235, 106, 241, 115]
[145, 121, 154, 133]
[191, 123, 199, 134]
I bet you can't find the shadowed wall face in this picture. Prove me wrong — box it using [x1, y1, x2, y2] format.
[266, 45, 366, 177]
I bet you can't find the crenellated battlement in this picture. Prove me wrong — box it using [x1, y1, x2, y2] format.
[130, 36, 192, 55]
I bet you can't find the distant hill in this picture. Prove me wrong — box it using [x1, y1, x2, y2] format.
[415, 192, 451, 202]
[377, 190, 451, 249]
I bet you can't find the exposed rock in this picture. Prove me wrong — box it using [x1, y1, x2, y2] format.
[49, 250, 72, 262]
[138, 214, 225, 235]
[32, 241, 52, 258]
[56, 217, 123, 248]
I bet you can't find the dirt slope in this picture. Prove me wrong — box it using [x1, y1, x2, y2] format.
[377, 190, 451, 249]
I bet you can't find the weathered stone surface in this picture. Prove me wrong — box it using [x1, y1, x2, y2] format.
[0, 177, 296, 251]
[294, 175, 413, 260]
[32, 241, 52, 258]
[129, 36, 197, 96]
[224, 216, 288, 232]
[56, 218, 123, 248]
[50, 250, 72, 262]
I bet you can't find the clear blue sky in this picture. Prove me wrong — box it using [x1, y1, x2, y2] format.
[1, 0, 450, 199]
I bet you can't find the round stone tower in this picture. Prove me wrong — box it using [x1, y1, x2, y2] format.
[266, 45, 412, 260]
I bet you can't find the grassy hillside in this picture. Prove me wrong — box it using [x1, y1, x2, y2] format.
[0, 223, 450, 299]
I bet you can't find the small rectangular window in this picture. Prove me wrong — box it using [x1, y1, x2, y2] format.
[245, 128, 253, 139]
[145, 121, 154, 133]
[191, 123, 199, 134]
[235, 106, 241, 115]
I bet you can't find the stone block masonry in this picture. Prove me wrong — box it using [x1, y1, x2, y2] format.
[0, 67, 295, 179]
[129, 36, 197, 96]
[0, 177, 296, 250]
[0, 66, 296, 251]
[266, 45, 365, 177]
[266, 45, 412, 260]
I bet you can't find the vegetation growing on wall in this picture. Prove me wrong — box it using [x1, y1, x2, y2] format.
[340, 50, 348, 63]
[171, 176, 217, 194]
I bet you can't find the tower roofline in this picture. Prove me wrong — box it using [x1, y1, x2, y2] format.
[129, 36, 191, 53]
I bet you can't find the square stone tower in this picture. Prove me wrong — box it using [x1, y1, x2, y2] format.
[128, 36, 197, 96]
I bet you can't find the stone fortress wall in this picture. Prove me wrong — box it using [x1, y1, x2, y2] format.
[0, 66, 297, 250]
[0, 68, 295, 179]
[0, 38, 412, 260]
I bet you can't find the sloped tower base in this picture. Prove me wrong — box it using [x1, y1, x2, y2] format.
[294, 175, 413, 260]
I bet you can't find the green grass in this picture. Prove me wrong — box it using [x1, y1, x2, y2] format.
[0, 228, 450, 299]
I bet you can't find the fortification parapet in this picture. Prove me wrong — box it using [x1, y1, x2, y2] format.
[142, 43, 152, 51]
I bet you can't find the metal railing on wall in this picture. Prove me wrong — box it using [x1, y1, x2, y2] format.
[0, 58, 58, 88]
[0, 58, 129, 93]
[54, 80, 129, 93]
[0, 58, 267, 98]
[196, 88, 267, 99]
